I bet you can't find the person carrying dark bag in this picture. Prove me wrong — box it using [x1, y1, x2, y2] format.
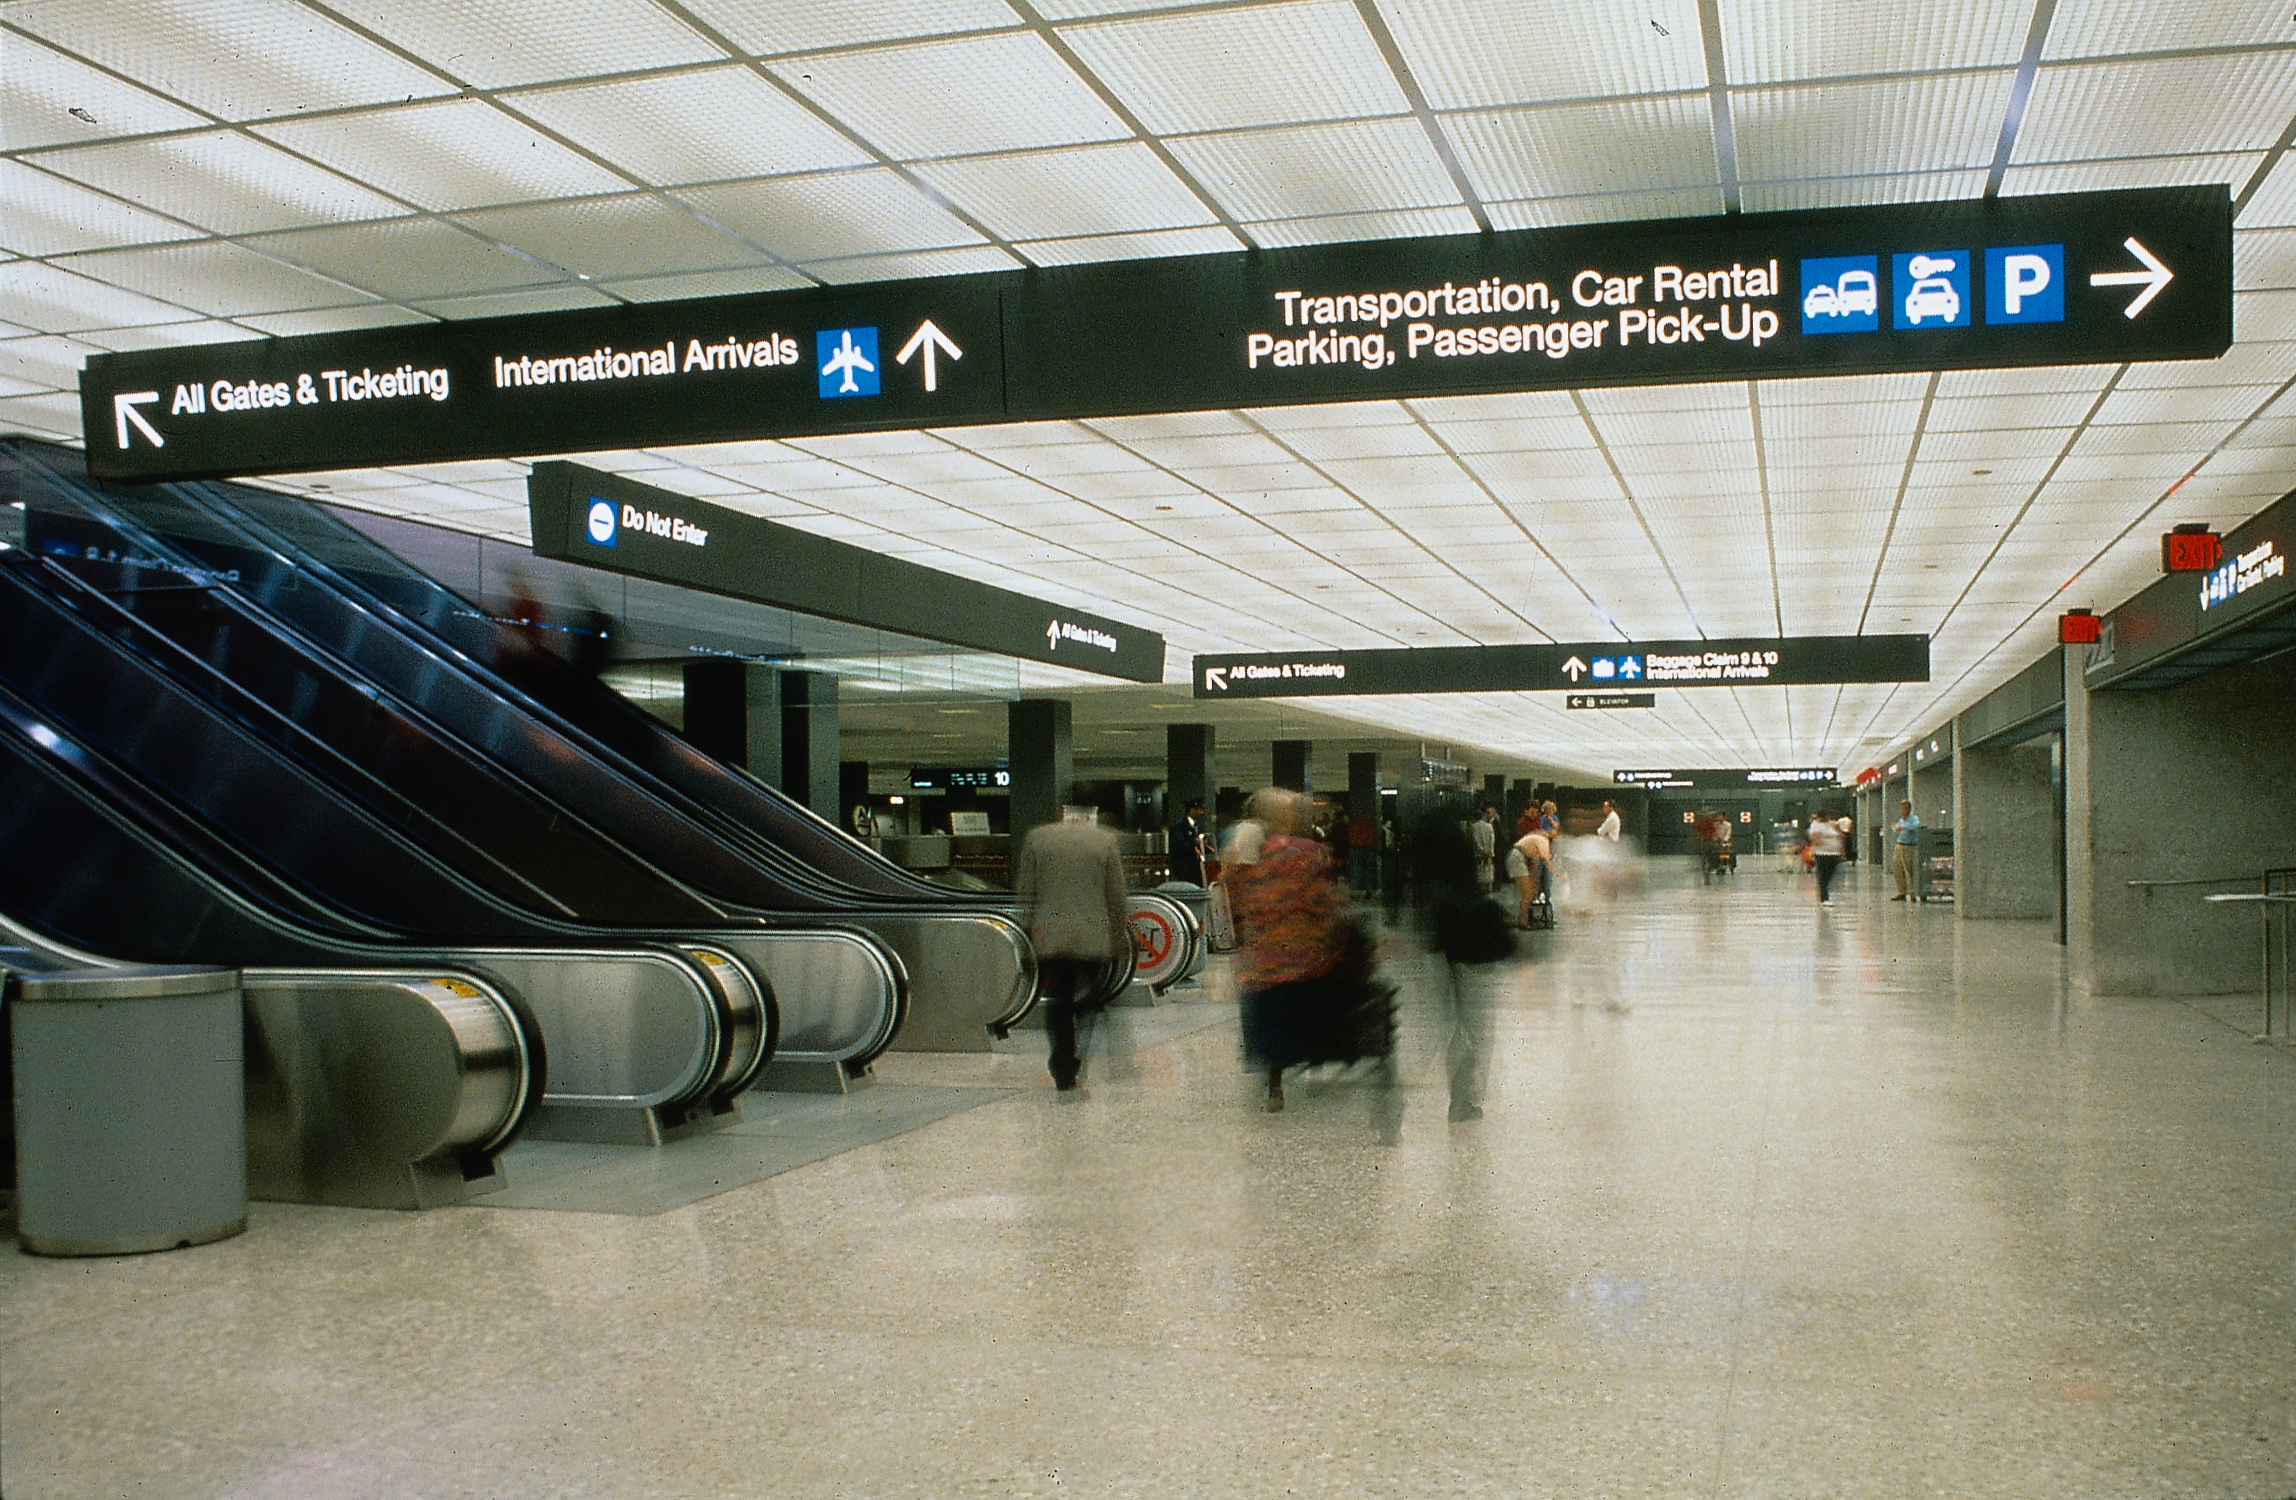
[1417, 807, 1512, 1122]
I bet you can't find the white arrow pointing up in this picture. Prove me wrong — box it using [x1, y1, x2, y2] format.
[896, 319, 962, 392]
[113, 391, 163, 449]
[1560, 655, 1589, 682]
[1205, 667, 1229, 691]
[2090, 237, 2173, 319]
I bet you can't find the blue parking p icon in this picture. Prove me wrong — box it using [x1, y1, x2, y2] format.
[1985, 244, 2064, 324]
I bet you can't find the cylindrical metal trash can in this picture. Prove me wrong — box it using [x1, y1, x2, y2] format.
[11, 966, 247, 1256]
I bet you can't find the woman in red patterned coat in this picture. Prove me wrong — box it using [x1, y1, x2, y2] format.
[1229, 787, 1348, 1113]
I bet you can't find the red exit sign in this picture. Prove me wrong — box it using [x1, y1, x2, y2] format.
[2162, 527, 2223, 573]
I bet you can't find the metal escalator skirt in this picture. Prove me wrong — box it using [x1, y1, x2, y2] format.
[675, 943, 774, 1102]
[704, 928, 904, 1068]
[241, 967, 535, 1163]
[864, 912, 1037, 1052]
[447, 946, 720, 1111]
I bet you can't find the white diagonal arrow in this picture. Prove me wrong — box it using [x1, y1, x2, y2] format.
[1560, 655, 1589, 682]
[2089, 237, 2173, 319]
[895, 319, 962, 392]
[1205, 667, 1228, 691]
[113, 391, 163, 449]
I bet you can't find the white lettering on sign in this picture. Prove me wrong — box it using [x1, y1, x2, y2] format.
[318, 365, 449, 403]
[2200, 538, 2284, 610]
[1642, 649, 1782, 682]
[491, 333, 801, 391]
[620, 503, 708, 547]
[1244, 260, 1784, 375]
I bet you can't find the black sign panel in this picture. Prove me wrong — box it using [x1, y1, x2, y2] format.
[910, 767, 1011, 790]
[1193, 634, 1926, 699]
[83, 188, 2229, 481]
[529, 463, 1165, 683]
[1614, 768, 1838, 788]
[84, 280, 1003, 482]
[2088, 483, 2295, 689]
[1568, 692, 1657, 709]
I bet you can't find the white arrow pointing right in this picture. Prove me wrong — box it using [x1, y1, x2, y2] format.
[113, 391, 163, 449]
[2090, 237, 2173, 319]
[1205, 667, 1229, 691]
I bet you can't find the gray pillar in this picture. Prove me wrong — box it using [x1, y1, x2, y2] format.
[2066, 641, 2296, 993]
[682, 658, 780, 779]
[1271, 739, 1310, 793]
[840, 761, 871, 829]
[1009, 698, 1073, 840]
[1167, 724, 1215, 813]
[1483, 773, 1506, 812]
[1348, 752, 1380, 817]
[1953, 720, 2057, 920]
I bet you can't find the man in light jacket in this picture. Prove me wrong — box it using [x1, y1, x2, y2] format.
[1014, 807, 1133, 1094]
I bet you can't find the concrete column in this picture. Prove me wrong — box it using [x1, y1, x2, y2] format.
[1483, 773, 1506, 814]
[1952, 720, 2057, 921]
[2065, 642, 2296, 993]
[840, 761, 870, 830]
[1271, 739, 1310, 792]
[778, 671, 840, 820]
[1167, 724, 1215, 813]
[1348, 752, 1380, 817]
[1009, 698, 1073, 840]
[681, 658, 779, 779]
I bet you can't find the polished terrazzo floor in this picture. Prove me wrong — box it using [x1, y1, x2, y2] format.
[5, 859, 2292, 1499]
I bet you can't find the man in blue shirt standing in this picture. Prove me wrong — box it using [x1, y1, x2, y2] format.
[1891, 800, 1922, 902]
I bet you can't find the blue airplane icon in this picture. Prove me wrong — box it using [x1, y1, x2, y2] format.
[818, 327, 879, 397]
[1618, 656, 1643, 679]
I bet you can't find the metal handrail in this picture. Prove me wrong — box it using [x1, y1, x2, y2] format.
[2124, 875, 2262, 888]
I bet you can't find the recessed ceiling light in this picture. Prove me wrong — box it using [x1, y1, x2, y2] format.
[1972, 469, 1992, 476]
[1154, 505, 1174, 512]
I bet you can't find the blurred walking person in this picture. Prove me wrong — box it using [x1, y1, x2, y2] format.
[1418, 807, 1513, 1122]
[1230, 789, 1347, 1112]
[1808, 808, 1847, 906]
[1014, 806, 1132, 1096]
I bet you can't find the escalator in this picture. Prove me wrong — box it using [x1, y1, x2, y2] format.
[0, 557, 836, 1140]
[10, 440, 1036, 1049]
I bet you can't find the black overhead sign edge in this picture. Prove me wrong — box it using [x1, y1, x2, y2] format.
[79, 186, 2232, 482]
[528, 462, 1166, 683]
[1190, 634, 1929, 697]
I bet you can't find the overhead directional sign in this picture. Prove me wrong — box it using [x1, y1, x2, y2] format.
[530, 462, 1164, 682]
[1568, 692, 1657, 709]
[81, 187, 2229, 482]
[1191, 634, 1927, 699]
[1613, 768, 1838, 788]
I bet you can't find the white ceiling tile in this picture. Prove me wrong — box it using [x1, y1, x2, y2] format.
[1723, 0, 2030, 83]
[2119, 339, 2296, 389]
[48, 240, 369, 317]
[679, 0, 1023, 55]
[1379, 0, 1707, 110]
[326, 0, 723, 89]
[236, 304, 434, 336]
[0, 389, 86, 438]
[1447, 95, 1716, 203]
[2237, 156, 2296, 229]
[411, 285, 619, 319]
[915, 144, 1217, 240]
[2091, 384, 2278, 426]
[0, 334, 103, 393]
[452, 197, 769, 281]
[255, 101, 633, 212]
[0, 33, 209, 150]
[507, 67, 873, 186]
[2044, 0, 2295, 59]
[241, 220, 560, 300]
[1062, 0, 1407, 134]
[23, 131, 406, 234]
[1015, 226, 1246, 266]
[0, 259, 201, 332]
[74, 318, 259, 351]
[4, 0, 451, 120]
[1927, 392, 2104, 434]
[598, 266, 816, 302]
[2001, 152, 2260, 201]
[1171, 119, 1463, 221]
[2234, 228, 2296, 292]
[1738, 169, 1988, 212]
[2234, 289, 2296, 341]
[1734, 71, 2017, 181]
[0, 160, 202, 256]
[2017, 55, 2296, 163]
[1246, 205, 1480, 246]
[768, 33, 1127, 159]
[1934, 364, 2119, 398]
[680, 170, 985, 261]
[805, 245, 1022, 282]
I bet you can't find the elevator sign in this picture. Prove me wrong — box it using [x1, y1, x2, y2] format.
[1192, 634, 1927, 699]
[81, 187, 2228, 482]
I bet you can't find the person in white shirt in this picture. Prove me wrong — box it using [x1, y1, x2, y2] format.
[1807, 810, 1847, 905]
[1597, 801, 1622, 841]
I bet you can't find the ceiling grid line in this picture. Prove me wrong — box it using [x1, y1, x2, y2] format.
[1347, 0, 1491, 235]
[1983, 0, 2059, 200]
[1694, 0, 1741, 214]
[1851, 370, 1943, 637]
